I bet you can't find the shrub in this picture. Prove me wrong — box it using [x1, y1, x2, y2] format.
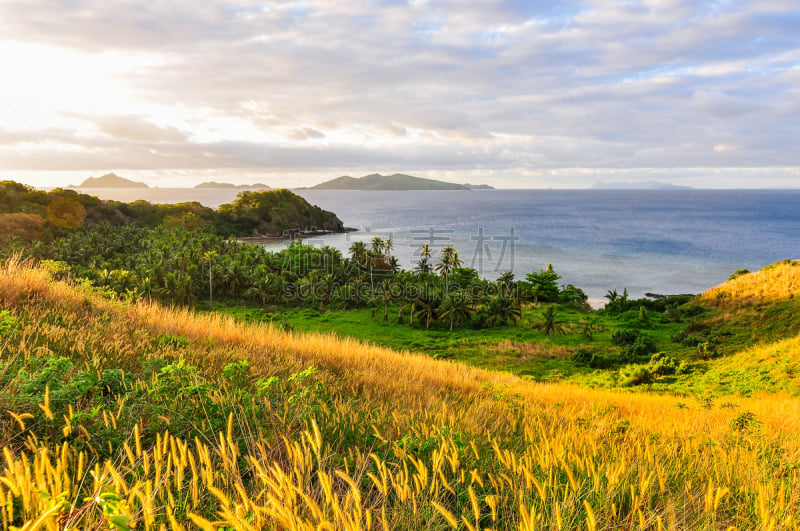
[611, 329, 640, 346]
[616, 335, 657, 363]
[680, 305, 707, 319]
[571, 349, 593, 366]
[589, 354, 613, 369]
[696, 342, 719, 359]
[647, 353, 679, 376]
[730, 411, 761, 432]
[619, 365, 653, 386]
[222, 360, 251, 388]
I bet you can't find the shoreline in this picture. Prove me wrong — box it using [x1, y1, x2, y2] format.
[237, 227, 357, 244]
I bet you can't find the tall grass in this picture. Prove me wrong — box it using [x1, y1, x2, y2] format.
[1, 258, 799, 529]
[703, 260, 800, 306]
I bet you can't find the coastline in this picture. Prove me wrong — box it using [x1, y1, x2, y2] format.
[237, 227, 357, 244]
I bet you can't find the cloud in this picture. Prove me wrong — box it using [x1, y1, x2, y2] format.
[0, 0, 799, 187]
[94, 115, 188, 142]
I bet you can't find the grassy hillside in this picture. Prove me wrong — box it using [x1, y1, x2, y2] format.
[671, 260, 800, 396]
[1, 259, 799, 529]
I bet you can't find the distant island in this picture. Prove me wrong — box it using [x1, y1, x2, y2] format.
[194, 181, 270, 190]
[306, 173, 494, 191]
[75, 173, 149, 188]
[591, 181, 693, 190]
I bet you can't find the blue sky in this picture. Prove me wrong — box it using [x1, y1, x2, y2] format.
[0, 0, 799, 188]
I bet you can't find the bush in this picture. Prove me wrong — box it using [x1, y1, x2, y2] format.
[647, 353, 679, 376]
[589, 354, 613, 369]
[680, 305, 707, 318]
[627, 335, 657, 357]
[696, 342, 719, 360]
[611, 329, 640, 346]
[571, 349, 593, 366]
[619, 365, 653, 386]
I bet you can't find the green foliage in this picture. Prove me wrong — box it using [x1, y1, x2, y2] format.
[730, 411, 761, 432]
[620, 335, 658, 361]
[524, 265, 561, 303]
[571, 348, 593, 366]
[619, 365, 653, 386]
[559, 284, 588, 308]
[0, 310, 21, 337]
[611, 329, 640, 346]
[535, 305, 566, 336]
[221, 360, 251, 388]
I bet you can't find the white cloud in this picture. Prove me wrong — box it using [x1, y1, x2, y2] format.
[0, 0, 798, 188]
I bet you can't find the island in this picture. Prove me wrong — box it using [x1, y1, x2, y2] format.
[74, 173, 149, 188]
[194, 181, 271, 190]
[306, 173, 494, 191]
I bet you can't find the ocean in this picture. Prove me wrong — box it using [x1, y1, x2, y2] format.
[72, 187, 800, 301]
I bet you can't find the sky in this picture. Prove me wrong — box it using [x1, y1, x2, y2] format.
[1, 0, 799, 189]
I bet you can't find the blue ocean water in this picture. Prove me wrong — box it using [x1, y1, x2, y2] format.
[286, 189, 800, 301]
[72, 187, 800, 301]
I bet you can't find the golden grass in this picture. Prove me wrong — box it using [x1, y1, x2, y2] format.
[1, 258, 800, 529]
[702, 260, 800, 307]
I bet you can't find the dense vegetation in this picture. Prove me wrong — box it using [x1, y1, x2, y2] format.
[0, 181, 343, 240]
[3, 183, 800, 528]
[0, 260, 798, 529]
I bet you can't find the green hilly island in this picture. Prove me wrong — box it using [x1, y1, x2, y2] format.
[75, 173, 149, 188]
[308, 173, 494, 190]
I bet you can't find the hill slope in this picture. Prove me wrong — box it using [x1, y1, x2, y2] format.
[0, 181, 344, 238]
[76, 173, 149, 188]
[677, 260, 800, 395]
[0, 259, 798, 528]
[309, 173, 477, 190]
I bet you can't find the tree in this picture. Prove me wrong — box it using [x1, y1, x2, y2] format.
[46, 196, 86, 229]
[525, 265, 561, 303]
[0, 213, 46, 242]
[536, 306, 566, 336]
[438, 293, 474, 331]
[497, 270, 516, 298]
[414, 297, 437, 329]
[487, 296, 522, 327]
[203, 250, 217, 304]
[435, 246, 461, 292]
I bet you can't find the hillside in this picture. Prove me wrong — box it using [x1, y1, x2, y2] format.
[0, 259, 798, 528]
[76, 173, 149, 188]
[0, 181, 344, 238]
[673, 260, 800, 395]
[308, 173, 492, 190]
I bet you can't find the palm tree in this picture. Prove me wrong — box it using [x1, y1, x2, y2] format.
[414, 297, 437, 329]
[487, 296, 522, 327]
[438, 293, 475, 332]
[536, 305, 566, 336]
[349, 241, 367, 268]
[416, 257, 432, 274]
[371, 236, 384, 255]
[383, 238, 393, 258]
[203, 250, 217, 304]
[498, 270, 516, 298]
[420, 244, 431, 260]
